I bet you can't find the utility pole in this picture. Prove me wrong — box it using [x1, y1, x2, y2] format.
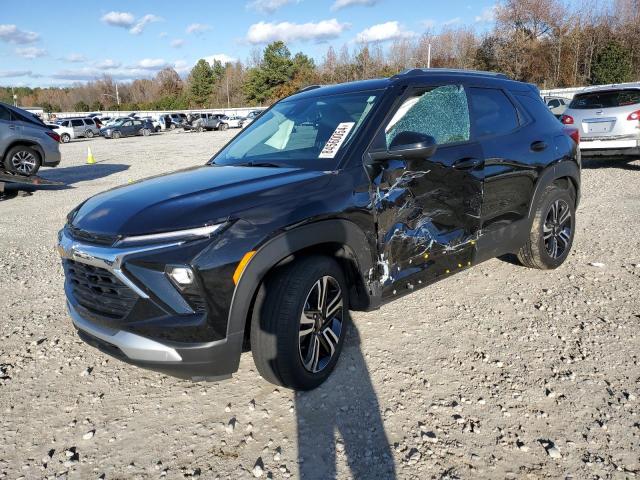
[11, 86, 17, 106]
[115, 83, 120, 106]
[226, 73, 230, 109]
[427, 44, 432, 69]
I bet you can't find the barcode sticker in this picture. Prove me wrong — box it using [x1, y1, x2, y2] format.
[319, 122, 355, 158]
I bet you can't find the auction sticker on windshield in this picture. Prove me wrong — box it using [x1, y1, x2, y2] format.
[319, 122, 355, 158]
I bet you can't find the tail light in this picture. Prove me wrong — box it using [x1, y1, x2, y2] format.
[561, 115, 574, 125]
[563, 127, 580, 145]
[46, 131, 61, 143]
[627, 110, 640, 121]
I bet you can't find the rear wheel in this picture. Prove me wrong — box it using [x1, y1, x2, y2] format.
[250, 256, 348, 390]
[142, 128, 150, 136]
[196, 125, 204, 133]
[517, 184, 575, 269]
[60, 133, 71, 143]
[85, 129, 94, 138]
[219, 123, 228, 131]
[169, 124, 176, 130]
[4, 145, 41, 176]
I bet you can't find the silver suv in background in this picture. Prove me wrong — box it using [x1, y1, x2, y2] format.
[0, 102, 61, 176]
[56, 117, 100, 139]
[562, 86, 640, 157]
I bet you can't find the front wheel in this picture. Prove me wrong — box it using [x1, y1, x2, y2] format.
[112, 130, 121, 139]
[517, 184, 575, 269]
[218, 123, 228, 131]
[251, 256, 348, 390]
[142, 128, 150, 136]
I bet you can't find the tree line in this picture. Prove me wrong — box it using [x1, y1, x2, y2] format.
[1, 0, 638, 113]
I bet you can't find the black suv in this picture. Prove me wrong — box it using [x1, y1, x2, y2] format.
[58, 69, 580, 390]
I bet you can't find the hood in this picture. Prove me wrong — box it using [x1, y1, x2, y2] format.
[71, 164, 330, 236]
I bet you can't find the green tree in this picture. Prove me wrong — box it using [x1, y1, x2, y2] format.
[591, 41, 633, 85]
[73, 101, 90, 112]
[244, 41, 295, 104]
[189, 59, 215, 107]
[90, 100, 104, 111]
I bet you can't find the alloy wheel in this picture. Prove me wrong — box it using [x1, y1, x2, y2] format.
[298, 275, 344, 373]
[11, 150, 37, 175]
[543, 199, 572, 259]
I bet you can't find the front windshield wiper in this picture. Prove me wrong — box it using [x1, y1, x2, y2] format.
[232, 161, 283, 168]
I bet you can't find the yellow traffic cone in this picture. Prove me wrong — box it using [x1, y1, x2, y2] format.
[86, 147, 96, 165]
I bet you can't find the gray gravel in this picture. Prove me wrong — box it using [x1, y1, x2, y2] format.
[1, 131, 639, 479]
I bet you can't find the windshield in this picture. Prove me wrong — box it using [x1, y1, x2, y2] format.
[569, 89, 640, 109]
[212, 90, 381, 169]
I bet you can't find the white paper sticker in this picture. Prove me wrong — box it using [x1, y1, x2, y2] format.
[319, 122, 355, 158]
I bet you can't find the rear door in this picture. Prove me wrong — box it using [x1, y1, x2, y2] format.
[0, 105, 17, 155]
[70, 119, 85, 137]
[370, 83, 485, 298]
[121, 120, 134, 136]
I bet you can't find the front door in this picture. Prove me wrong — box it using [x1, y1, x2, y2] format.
[369, 84, 485, 299]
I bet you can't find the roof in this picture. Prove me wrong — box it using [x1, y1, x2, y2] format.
[287, 68, 529, 102]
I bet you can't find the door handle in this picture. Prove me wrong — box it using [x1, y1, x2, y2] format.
[530, 141, 548, 152]
[453, 157, 482, 170]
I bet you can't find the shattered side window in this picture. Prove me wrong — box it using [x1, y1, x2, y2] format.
[385, 85, 470, 147]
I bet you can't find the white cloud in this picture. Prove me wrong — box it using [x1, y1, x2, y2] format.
[204, 54, 237, 65]
[130, 14, 162, 35]
[186, 23, 211, 34]
[355, 21, 414, 43]
[95, 59, 122, 69]
[15, 47, 48, 59]
[442, 17, 462, 26]
[422, 19, 436, 29]
[136, 58, 169, 70]
[171, 38, 185, 48]
[0, 24, 40, 44]
[247, 0, 296, 14]
[0, 70, 33, 78]
[173, 60, 190, 74]
[101, 11, 135, 28]
[63, 53, 86, 63]
[331, 0, 379, 10]
[247, 19, 349, 44]
[101, 12, 161, 34]
[475, 5, 496, 23]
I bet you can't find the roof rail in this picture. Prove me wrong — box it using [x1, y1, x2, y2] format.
[297, 85, 322, 93]
[392, 68, 510, 80]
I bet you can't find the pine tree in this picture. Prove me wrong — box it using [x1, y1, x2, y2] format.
[189, 59, 215, 107]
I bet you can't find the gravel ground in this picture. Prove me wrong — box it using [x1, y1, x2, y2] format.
[1, 130, 639, 480]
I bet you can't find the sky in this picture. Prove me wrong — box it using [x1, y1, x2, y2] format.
[0, 0, 498, 87]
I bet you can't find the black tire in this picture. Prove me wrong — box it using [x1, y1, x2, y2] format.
[219, 123, 228, 131]
[169, 123, 176, 130]
[517, 184, 575, 269]
[142, 128, 150, 136]
[112, 130, 121, 139]
[3, 145, 41, 176]
[60, 133, 71, 143]
[250, 255, 348, 390]
[155, 126, 161, 133]
[85, 129, 94, 138]
[196, 125, 204, 133]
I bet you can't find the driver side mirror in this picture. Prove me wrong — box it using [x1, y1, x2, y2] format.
[368, 131, 438, 163]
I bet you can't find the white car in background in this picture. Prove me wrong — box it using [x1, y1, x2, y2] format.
[47, 122, 74, 143]
[223, 115, 244, 128]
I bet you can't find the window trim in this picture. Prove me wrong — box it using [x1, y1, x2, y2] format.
[467, 86, 530, 140]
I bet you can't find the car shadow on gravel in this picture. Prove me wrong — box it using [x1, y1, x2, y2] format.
[581, 157, 640, 170]
[295, 322, 396, 479]
[39, 163, 129, 186]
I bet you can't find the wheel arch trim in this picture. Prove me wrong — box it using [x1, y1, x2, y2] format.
[226, 219, 376, 341]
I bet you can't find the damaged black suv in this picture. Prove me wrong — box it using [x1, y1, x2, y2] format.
[59, 69, 580, 390]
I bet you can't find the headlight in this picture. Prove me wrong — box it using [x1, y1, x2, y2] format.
[114, 224, 224, 247]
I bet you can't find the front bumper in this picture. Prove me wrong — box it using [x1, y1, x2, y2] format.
[58, 228, 243, 380]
